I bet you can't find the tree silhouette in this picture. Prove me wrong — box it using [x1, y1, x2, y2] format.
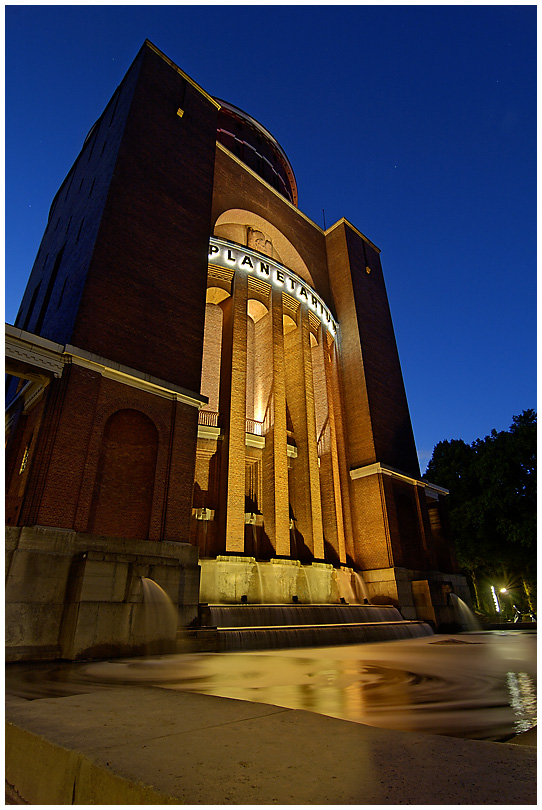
[424, 410, 536, 614]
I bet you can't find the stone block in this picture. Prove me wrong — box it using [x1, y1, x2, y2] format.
[5, 602, 63, 648]
[5, 526, 21, 551]
[5, 549, 72, 604]
[79, 559, 129, 603]
[67, 602, 133, 657]
[365, 578, 399, 606]
[148, 564, 181, 602]
[396, 579, 414, 607]
[178, 566, 201, 607]
[362, 567, 395, 584]
[400, 606, 418, 621]
[19, 526, 78, 553]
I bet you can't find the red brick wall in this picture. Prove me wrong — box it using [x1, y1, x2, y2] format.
[72, 45, 218, 395]
[13, 363, 199, 543]
[211, 148, 333, 311]
[88, 409, 159, 539]
[326, 221, 420, 478]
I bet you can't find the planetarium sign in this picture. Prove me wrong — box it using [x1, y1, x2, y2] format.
[208, 237, 337, 333]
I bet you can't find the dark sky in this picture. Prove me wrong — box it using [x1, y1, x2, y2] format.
[5, 5, 536, 471]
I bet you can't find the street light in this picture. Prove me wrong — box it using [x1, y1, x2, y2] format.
[491, 585, 500, 613]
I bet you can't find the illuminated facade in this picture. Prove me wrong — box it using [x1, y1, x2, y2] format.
[5, 42, 468, 660]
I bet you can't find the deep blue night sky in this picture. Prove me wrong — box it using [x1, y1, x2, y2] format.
[5, 5, 536, 471]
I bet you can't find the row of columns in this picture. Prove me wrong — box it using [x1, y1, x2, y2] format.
[215, 270, 351, 564]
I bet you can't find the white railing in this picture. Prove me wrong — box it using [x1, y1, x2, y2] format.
[198, 410, 219, 427]
[246, 418, 263, 436]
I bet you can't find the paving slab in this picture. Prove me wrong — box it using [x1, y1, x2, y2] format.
[5, 686, 537, 805]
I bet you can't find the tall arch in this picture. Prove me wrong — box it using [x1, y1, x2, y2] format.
[89, 409, 159, 540]
[214, 209, 315, 289]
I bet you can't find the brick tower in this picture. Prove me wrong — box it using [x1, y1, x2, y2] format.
[6, 41, 468, 660]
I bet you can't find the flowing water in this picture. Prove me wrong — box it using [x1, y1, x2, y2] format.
[139, 577, 179, 654]
[5, 631, 536, 741]
[449, 593, 482, 631]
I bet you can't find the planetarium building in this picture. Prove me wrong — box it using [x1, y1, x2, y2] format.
[5, 42, 468, 661]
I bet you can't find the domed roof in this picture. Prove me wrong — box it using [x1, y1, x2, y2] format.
[215, 99, 298, 206]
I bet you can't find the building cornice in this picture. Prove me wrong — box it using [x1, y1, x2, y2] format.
[144, 40, 221, 110]
[216, 142, 324, 234]
[349, 462, 448, 497]
[325, 218, 381, 254]
[64, 346, 206, 408]
[5, 325, 207, 411]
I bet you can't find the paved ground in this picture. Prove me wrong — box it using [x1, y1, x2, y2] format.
[5, 686, 537, 805]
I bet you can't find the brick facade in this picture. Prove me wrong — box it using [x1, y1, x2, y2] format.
[6, 41, 463, 637]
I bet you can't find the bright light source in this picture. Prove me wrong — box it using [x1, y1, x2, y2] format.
[491, 585, 500, 613]
[500, 588, 507, 593]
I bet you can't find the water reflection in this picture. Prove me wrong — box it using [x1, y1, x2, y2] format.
[506, 671, 537, 734]
[5, 631, 536, 741]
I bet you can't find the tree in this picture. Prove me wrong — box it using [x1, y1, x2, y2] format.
[424, 410, 536, 614]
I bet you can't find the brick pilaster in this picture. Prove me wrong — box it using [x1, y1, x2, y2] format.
[285, 309, 324, 560]
[219, 274, 248, 553]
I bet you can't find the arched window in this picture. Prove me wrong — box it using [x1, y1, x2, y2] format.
[89, 409, 158, 540]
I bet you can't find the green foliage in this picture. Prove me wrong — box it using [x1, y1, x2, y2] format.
[424, 410, 536, 611]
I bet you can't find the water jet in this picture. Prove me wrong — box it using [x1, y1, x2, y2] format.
[449, 593, 481, 631]
[139, 577, 179, 655]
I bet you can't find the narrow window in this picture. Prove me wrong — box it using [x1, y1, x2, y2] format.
[57, 277, 68, 308]
[34, 245, 65, 334]
[19, 433, 34, 474]
[21, 281, 41, 331]
[108, 92, 120, 126]
[87, 134, 96, 161]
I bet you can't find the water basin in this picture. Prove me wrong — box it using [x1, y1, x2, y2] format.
[5, 631, 536, 741]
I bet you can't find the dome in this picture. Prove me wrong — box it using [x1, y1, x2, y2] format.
[215, 99, 298, 206]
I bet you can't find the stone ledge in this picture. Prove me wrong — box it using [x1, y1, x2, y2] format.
[5, 687, 537, 805]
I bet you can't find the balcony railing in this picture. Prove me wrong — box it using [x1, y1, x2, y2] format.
[246, 418, 263, 436]
[199, 411, 266, 437]
[198, 410, 219, 428]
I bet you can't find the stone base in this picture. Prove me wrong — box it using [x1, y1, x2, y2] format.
[199, 556, 370, 606]
[5, 526, 201, 662]
[362, 566, 472, 628]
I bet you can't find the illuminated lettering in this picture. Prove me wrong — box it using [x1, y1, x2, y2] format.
[207, 237, 337, 334]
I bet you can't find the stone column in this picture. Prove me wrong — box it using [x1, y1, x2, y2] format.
[284, 307, 324, 560]
[218, 274, 247, 553]
[262, 286, 290, 556]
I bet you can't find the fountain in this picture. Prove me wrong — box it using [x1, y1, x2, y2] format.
[139, 577, 179, 655]
[195, 556, 433, 651]
[449, 593, 481, 631]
